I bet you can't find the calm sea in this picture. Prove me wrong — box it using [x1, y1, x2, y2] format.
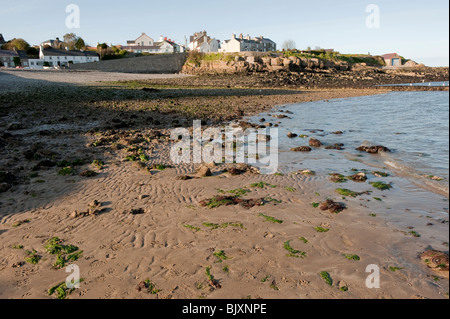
[250, 89, 449, 197]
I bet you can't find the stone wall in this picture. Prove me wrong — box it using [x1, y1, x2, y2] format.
[68, 53, 187, 74]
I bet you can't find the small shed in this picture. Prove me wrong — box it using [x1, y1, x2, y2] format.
[382, 53, 402, 67]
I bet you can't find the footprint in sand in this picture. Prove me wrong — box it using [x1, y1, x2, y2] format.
[341, 234, 354, 247]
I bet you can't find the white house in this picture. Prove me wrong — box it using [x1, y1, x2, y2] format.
[39, 46, 100, 67]
[27, 59, 45, 69]
[189, 31, 220, 53]
[220, 34, 276, 53]
[122, 33, 184, 54]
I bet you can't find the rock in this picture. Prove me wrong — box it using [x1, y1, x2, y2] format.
[176, 175, 193, 181]
[332, 131, 344, 135]
[79, 170, 97, 177]
[0, 171, 16, 184]
[273, 114, 290, 119]
[290, 146, 312, 152]
[6, 123, 22, 131]
[37, 160, 56, 168]
[420, 249, 449, 278]
[295, 169, 316, 176]
[325, 143, 345, 150]
[349, 172, 368, 182]
[259, 118, 266, 123]
[124, 208, 147, 215]
[0, 182, 11, 193]
[319, 199, 346, 214]
[11, 261, 25, 268]
[196, 165, 212, 177]
[264, 232, 275, 239]
[226, 163, 260, 175]
[338, 281, 349, 292]
[309, 138, 322, 147]
[287, 132, 298, 138]
[138, 195, 149, 200]
[356, 145, 391, 154]
[89, 200, 101, 208]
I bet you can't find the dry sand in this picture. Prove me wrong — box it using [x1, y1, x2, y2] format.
[0, 70, 448, 299]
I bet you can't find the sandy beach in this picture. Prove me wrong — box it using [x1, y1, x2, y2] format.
[0, 69, 448, 299]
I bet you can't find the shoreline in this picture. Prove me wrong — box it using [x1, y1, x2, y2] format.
[0, 72, 448, 299]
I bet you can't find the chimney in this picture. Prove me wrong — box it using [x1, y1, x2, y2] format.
[232, 34, 236, 39]
[239, 33, 243, 39]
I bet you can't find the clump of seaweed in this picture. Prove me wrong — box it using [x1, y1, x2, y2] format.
[136, 279, 161, 294]
[258, 213, 283, 224]
[320, 271, 333, 286]
[370, 182, 392, 190]
[283, 240, 306, 258]
[48, 280, 83, 299]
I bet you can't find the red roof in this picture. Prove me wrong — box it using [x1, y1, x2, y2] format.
[382, 53, 399, 59]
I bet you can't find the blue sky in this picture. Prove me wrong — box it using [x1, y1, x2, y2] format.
[1, 0, 448, 66]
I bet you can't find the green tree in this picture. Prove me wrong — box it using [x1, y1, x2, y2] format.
[64, 33, 81, 50]
[75, 37, 86, 50]
[13, 57, 21, 67]
[2, 38, 30, 51]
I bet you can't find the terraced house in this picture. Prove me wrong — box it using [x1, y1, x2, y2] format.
[0, 49, 19, 68]
[39, 46, 100, 67]
[220, 33, 276, 53]
[122, 33, 185, 54]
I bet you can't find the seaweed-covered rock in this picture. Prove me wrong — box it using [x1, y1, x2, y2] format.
[309, 138, 322, 147]
[348, 172, 368, 182]
[356, 145, 390, 154]
[420, 249, 449, 278]
[225, 163, 260, 175]
[291, 146, 312, 152]
[325, 143, 345, 150]
[319, 199, 346, 213]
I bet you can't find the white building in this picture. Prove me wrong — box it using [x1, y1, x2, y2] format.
[189, 31, 220, 53]
[220, 34, 276, 53]
[122, 33, 184, 54]
[39, 46, 100, 67]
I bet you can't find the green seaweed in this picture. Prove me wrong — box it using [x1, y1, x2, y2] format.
[25, 249, 41, 265]
[258, 213, 283, 224]
[315, 227, 330, 233]
[343, 254, 361, 261]
[370, 182, 392, 190]
[213, 250, 231, 263]
[183, 224, 202, 232]
[320, 271, 333, 286]
[336, 188, 360, 198]
[250, 182, 277, 189]
[283, 240, 306, 258]
[58, 167, 75, 176]
[299, 237, 309, 244]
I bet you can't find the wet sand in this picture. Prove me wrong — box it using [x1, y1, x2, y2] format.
[0, 70, 448, 299]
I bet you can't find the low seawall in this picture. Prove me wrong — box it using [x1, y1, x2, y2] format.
[68, 53, 187, 74]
